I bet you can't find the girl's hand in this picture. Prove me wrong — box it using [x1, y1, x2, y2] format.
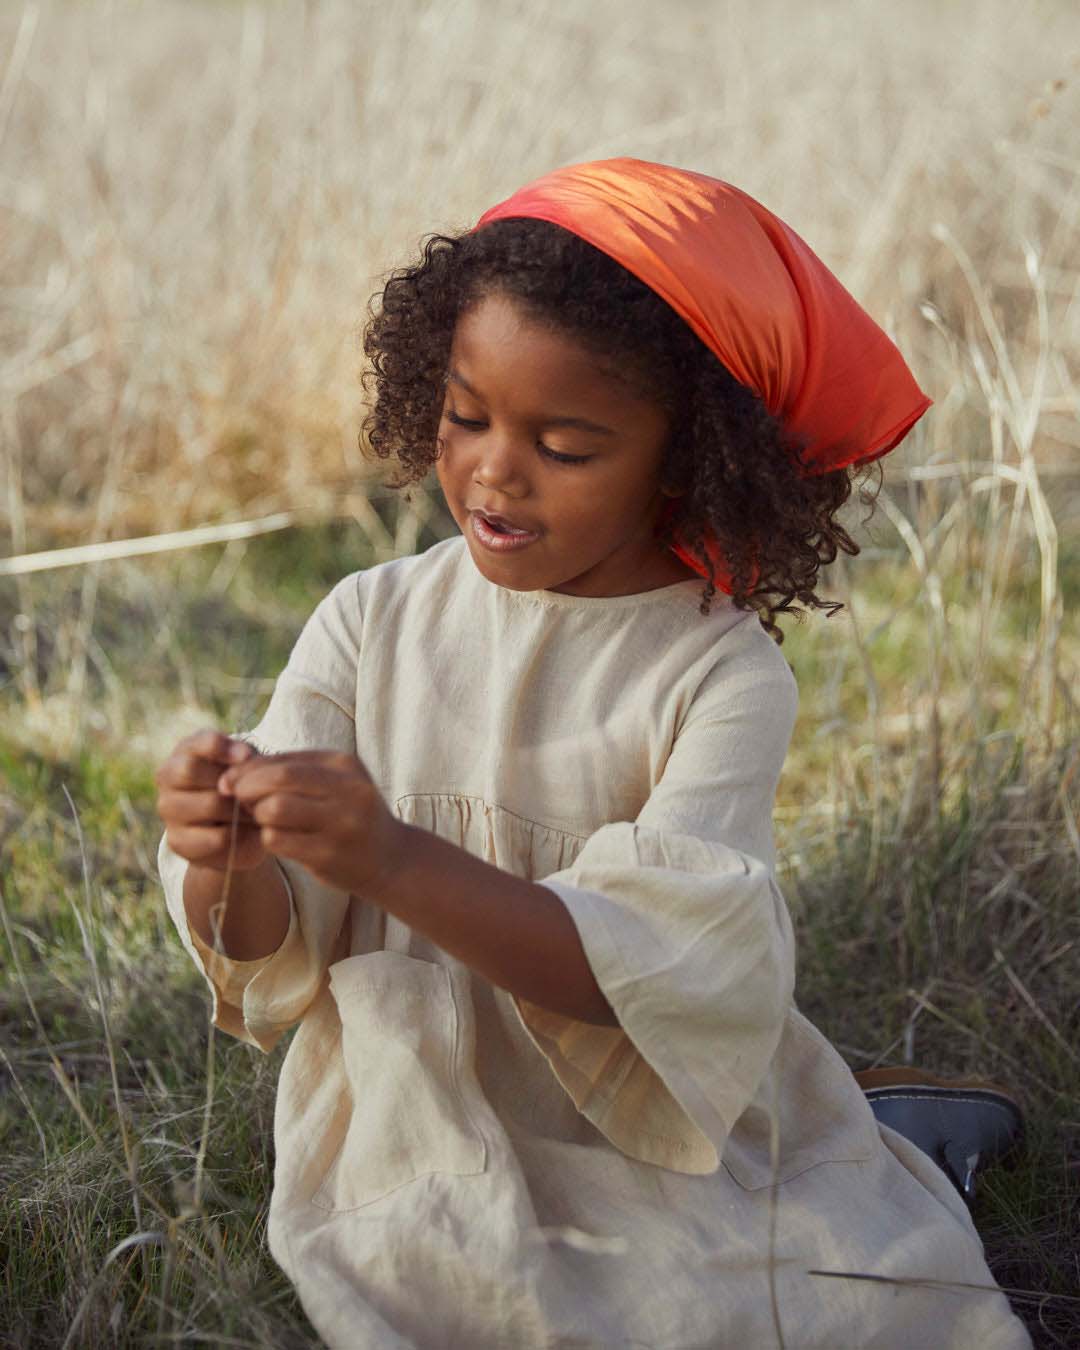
[216, 750, 406, 896]
[155, 729, 267, 871]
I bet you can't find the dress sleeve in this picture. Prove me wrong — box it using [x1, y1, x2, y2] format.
[519, 645, 799, 1174]
[158, 573, 365, 1053]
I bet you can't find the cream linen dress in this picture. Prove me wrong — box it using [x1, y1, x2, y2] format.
[159, 535, 1031, 1350]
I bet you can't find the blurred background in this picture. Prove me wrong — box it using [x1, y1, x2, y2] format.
[1, 1, 1077, 1345]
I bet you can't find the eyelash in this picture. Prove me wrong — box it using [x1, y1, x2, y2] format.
[443, 411, 591, 465]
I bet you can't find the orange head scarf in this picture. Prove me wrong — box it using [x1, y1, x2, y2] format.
[473, 157, 931, 589]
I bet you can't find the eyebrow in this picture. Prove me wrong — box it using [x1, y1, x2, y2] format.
[447, 369, 618, 437]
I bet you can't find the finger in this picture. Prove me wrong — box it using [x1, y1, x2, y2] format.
[249, 792, 325, 833]
[182, 729, 254, 766]
[258, 825, 331, 865]
[221, 749, 356, 786]
[156, 788, 257, 826]
[158, 752, 228, 791]
[222, 755, 365, 802]
[166, 822, 262, 863]
[157, 738, 257, 790]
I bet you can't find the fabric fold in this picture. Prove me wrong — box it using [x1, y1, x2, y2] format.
[158, 835, 343, 1053]
[394, 792, 586, 879]
[157, 571, 366, 1049]
[523, 821, 794, 1173]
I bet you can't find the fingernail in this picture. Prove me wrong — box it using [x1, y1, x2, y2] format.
[228, 741, 250, 762]
[218, 772, 234, 795]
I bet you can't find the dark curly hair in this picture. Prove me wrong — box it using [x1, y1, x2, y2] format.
[359, 218, 880, 641]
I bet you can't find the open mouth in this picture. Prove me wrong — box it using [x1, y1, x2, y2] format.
[471, 511, 539, 550]
[475, 511, 535, 536]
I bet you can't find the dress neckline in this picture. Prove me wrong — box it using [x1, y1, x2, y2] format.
[453, 539, 708, 612]
[498, 577, 704, 611]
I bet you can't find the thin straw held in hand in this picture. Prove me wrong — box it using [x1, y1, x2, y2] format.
[194, 793, 243, 1213]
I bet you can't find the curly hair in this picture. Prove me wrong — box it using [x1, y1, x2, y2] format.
[359, 218, 880, 641]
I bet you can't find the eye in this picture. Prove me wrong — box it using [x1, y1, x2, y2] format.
[443, 411, 591, 466]
[539, 445, 590, 466]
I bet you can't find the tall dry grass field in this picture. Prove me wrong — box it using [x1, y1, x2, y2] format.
[1, 0, 1078, 1345]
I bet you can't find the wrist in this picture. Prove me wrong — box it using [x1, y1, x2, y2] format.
[182, 853, 291, 959]
[356, 819, 414, 903]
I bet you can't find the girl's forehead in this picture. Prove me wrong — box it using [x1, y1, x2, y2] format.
[454, 292, 571, 349]
[450, 295, 626, 393]
[447, 300, 665, 431]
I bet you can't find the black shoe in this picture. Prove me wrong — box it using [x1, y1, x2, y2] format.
[857, 1067, 1024, 1203]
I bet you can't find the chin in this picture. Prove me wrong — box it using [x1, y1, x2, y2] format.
[469, 550, 542, 590]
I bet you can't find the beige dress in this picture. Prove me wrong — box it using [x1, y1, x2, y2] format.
[159, 534, 1031, 1350]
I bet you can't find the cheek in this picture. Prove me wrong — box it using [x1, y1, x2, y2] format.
[433, 437, 465, 512]
[436, 424, 478, 479]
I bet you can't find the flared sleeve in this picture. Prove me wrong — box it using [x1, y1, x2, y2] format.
[158, 573, 365, 1052]
[520, 645, 799, 1174]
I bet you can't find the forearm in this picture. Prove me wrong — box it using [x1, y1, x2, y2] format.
[363, 823, 618, 1027]
[182, 855, 291, 960]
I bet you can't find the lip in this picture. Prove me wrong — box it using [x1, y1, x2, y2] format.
[472, 507, 535, 533]
[470, 510, 540, 553]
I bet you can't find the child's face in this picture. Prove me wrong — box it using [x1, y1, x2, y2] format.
[434, 291, 696, 598]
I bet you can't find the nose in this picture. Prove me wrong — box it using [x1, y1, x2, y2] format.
[471, 428, 530, 498]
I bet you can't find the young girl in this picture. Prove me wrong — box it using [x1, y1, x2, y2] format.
[156, 159, 1031, 1349]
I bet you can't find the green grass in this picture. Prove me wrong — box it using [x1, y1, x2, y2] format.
[1, 516, 1078, 1347]
[787, 753, 1080, 1345]
[0, 736, 311, 1346]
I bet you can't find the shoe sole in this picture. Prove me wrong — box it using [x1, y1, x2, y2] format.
[853, 1065, 1021, 1108]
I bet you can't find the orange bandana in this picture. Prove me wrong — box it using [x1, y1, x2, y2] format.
[474, 158, 931, 589]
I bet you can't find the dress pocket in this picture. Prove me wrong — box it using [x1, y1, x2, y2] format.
[721, 1008, 880, 1190]
[311, 950, 487, 1212]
